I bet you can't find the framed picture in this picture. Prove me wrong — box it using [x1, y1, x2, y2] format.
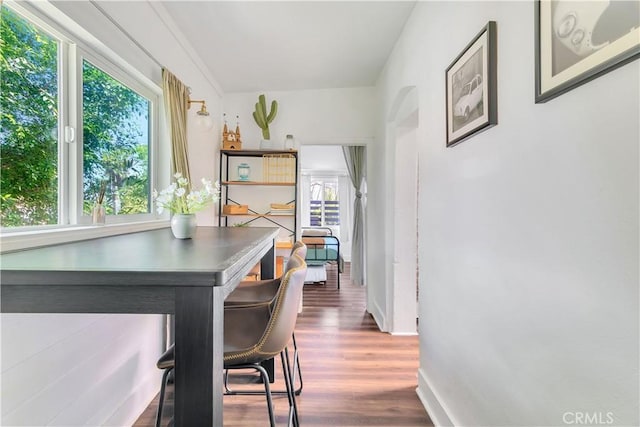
[446, 21, 498, 148]
[535, 0, 640, 103]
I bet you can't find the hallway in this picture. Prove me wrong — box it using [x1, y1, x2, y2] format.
[134, 263, 432, 426]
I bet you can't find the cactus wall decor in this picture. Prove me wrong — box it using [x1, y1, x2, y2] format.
[252, 94, 278, 140]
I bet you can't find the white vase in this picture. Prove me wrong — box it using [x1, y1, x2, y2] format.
[260, 139, 274, 150]
[171, 213, 197, 239]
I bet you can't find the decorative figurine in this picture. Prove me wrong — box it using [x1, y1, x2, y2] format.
[222, 113, 242, 150]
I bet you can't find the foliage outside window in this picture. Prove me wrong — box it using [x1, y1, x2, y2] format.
[82, 60, 150, 216]
[310, 179, 339, 227]
[0, 6, 59, 226]
[0, 4, 156, 228]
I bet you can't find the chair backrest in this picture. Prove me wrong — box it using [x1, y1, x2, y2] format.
[289, 240, 307, 262]
[255, 253, 307, 357]
[280, 241, 306, 276]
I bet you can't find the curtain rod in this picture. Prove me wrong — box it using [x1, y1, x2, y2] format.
[89, 0, 164, 69]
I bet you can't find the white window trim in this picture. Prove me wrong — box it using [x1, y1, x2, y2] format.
[1, 1, 166, 241]
[0, 220, 169, 254]
[307, 175, 341, 227]
[75, 49, 160, 225]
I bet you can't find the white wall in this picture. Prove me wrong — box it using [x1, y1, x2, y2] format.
[1, 2, 224, 425]
[225, 89, 375, 264]
[223, 88, 375, 148]
[375, 2, 639, 426]
[1, 314, 163, 426]
[300, 145, 347, 172]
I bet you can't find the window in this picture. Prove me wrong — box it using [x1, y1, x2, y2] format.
[82, 60, 151, 216]
[310, 178, 339, 226]
[0, 3, 158, 229]
[0, 6, 59, 227]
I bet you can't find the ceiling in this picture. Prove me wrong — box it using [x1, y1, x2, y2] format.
[148, 1, 415, 93]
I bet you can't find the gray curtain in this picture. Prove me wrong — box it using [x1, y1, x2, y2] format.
[162, 68, 191, 182]
[342, 146, 365, 286]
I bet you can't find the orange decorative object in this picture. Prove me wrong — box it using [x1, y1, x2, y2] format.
[276, 256, 284, 278]
[222, 204, 248, 215]
[222, 114, 242, 150]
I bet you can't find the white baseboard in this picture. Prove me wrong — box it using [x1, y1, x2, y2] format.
[368, 299, 387, 332]
[391, 330, 419, 336]
[416, 367, 457, 427]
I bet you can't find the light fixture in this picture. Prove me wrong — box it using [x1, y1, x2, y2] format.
[188, 98, 214, 130]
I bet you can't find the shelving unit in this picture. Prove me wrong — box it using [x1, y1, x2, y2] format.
[218, 149, 298, 244]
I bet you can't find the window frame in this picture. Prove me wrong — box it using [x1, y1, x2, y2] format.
[1, 1, 161, 232]
[75, 49, 159, 225]
[309, 176, 340, 227]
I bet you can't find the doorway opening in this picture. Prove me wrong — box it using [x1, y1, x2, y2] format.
[387, 86, 419, 335]
[298, 144, 367, 292]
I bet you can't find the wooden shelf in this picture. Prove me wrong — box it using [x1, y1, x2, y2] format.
[222, 214, 295, 218]
[276, 241, 294, 249]
[222, 181, 295, 186]
[219, 149, 298, 241]
[221, 149, 298, 156]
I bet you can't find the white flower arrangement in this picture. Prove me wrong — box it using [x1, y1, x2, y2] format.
[153, 173, 220, 215]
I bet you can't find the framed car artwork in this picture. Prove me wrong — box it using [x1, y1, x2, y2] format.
[535, 0, 640, 103]
[446, 21, 498, 147]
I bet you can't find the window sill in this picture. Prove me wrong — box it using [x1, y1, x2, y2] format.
[0, 220, 169, 253]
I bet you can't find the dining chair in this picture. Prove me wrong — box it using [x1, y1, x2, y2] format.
[155, 254, 308, 427]
[224, 241, 307, 395]
[225, 241, 306, 306]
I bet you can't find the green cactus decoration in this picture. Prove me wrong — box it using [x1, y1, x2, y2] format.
[252, 94, 278, 140]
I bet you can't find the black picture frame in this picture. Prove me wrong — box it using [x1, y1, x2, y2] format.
[535, 0, 640, 103]
[446, 21, 498, 148]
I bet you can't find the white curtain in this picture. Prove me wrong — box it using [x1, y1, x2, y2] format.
[338, 175, 352, 243]
[342, 146, 366, 286]
[300, 174, 311, 228]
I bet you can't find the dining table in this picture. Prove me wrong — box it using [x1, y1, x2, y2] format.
[0, 226, 279, 426]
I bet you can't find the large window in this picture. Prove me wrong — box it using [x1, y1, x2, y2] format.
[310, 178, 339, 226]
[82, 60, 150, 216]
[0, 4, 157, 229]
[0, 6, 59, 227]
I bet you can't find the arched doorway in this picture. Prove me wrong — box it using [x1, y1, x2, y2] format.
[386, 86, 419, 334]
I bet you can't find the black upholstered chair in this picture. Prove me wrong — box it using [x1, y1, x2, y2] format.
[155, 254, 308, 427]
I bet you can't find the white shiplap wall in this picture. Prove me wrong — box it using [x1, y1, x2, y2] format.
[1, 315, 164, 426]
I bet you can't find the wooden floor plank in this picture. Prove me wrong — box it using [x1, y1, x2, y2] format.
[133, 263, 432, 426]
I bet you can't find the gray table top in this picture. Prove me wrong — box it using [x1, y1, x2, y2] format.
[0, 226, 279, 287]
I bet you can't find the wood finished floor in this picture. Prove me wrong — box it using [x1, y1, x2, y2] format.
[133, 263, 432, 426]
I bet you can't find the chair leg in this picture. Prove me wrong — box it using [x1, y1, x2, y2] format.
[155, 368, 172, 427]
[225, 335, 303, 396]
[223, 368, 233, 394]
[291, 333, 303, 395]
[254, 364, 277, 427]
[280, 350, 299, 427]
[226, 364, 277, 426]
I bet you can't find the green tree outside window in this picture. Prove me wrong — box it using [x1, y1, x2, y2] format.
[1, 6, 152, 227]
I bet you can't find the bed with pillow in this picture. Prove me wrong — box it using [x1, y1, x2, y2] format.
[301, 227, 343, 289]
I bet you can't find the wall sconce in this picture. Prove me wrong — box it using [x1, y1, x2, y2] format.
[188, 98, 214, 130]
